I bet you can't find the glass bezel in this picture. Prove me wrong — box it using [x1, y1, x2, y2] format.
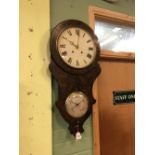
[65, 91, 89, 118]
[56, 27, 97, 69]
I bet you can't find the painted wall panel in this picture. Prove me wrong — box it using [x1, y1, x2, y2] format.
[19, 0, 52, 155]
[51, 0, 135, 26]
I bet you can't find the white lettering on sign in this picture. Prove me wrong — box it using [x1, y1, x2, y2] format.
[128, 94, 135, 99]
[115, 95, 127, 101]
[115, 94, 135, 101]
[113, 90, 135, 104]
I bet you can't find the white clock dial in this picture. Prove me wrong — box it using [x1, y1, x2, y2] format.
[57, 27, 96, 69]
[65, 92, 88, 118]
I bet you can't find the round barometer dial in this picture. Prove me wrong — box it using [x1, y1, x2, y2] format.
[65, 91, 89, 118]
[57, 27, 96, 69]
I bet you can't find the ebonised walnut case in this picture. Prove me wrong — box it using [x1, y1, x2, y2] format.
[49, 19, 101, 136]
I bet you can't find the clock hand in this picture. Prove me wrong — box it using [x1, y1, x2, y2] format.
[69, 40, 78, 49]
[75, 103, 79, 107]
[77, 35, 80, 49]
[71, 102, 80, 112]
[63, 37, 78, 49]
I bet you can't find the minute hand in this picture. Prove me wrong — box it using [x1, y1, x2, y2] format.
[77, 35, 80, 49]
[68, 40, 78, 49]
[63, 37, 78, 49]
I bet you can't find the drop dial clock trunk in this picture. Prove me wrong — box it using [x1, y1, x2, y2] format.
[49, 19, 101, 136]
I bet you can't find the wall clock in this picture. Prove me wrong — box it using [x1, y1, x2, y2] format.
[49, 19, 101, 138]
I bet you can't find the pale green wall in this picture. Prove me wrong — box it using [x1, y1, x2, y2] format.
[51, 0, 134, 155]
[51, 0, 134, 27]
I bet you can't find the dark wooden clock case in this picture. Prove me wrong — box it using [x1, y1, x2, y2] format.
[49, 20, 101, 136]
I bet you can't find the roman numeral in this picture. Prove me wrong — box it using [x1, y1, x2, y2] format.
[68, 57, 72, 64]
[62, 36, 67, 40]
[83, 59, 87, 64]
[87, 39, 91, 43]
[67, 30, 72, 36]
[89, 47, 93, 51]
[60, 44, 66, 48]
[87, 53, 92, 59]
[61, 51, 67, 56]
[75, 29, 80, 36]
[76, 60, 79, 66]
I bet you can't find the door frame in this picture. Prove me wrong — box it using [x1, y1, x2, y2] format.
[88, 6, 135, 155]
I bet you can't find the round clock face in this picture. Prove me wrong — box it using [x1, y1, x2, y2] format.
[65, 91, 89, 118]
[56, 27, 97, 69]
